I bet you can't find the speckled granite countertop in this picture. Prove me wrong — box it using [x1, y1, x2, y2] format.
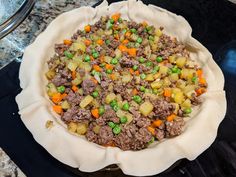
[0, 0, 99, 69]
[0, 1, 99, 176]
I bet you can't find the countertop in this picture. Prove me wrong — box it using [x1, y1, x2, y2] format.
[0, 0, 99, 69]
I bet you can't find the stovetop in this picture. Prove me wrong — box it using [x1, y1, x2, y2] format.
[0, 0, 236, 177]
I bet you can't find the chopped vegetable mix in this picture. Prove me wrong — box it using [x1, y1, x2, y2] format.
[46, 14, 207, 151]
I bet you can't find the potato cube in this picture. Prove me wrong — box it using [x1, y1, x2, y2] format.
[145, 74, 154, 81]
[176, 57, 186, 68]
[139, 101, 154, 116]
[159, 65, 169, 75]
[61, 101, 70, 110]
[76, 123, 87, 135]
[80, 95, 94, 108]
[68, 122, 77, 133]
[151, 80, 163, 89]
[105, 93, 116, 104]
[174, 91, 184, 104]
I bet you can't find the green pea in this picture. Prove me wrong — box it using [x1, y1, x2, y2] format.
[144, 89, 152, 93]
[100, 63, 106, 67]
[139, 57, 145, 63]
[99, 106, 105, 115]
[108, 121, 116, 128]
[113, 105, 119, 112]
[132, 65, 138, 71]
[148, 137, 155, 144]
[122, 102, 130, 111]
[92, 91, 99, 98]
[156, 56, 163, 63]
[132, 95, 142, 104]
[146, 26, 152, 31]
[171, 66, 179, 73]
[92, 52, 99, 59]
[152, 70, 157, 74]
[176, 68, 181, 74]
[152, 89, 158, 95]
[122, 29, 127, 34]
[184, 108, 192, 114]
[130, 28, 137, 33]
[140, 86, 145, 92]
[106, 69, 113, 74]
[110, 100, 117, 107]
[192, 76, 197, 83]
[84, 55, 91, 62]
[118, 18, 123, 23]
[92, 49, 96, 54]
[91, 70, 97, 76]
[113, 125, 121, 134]
[111, 58, 118, 65]
[114, 30, 118, 35]
[154, 65, 160, 71]
[105, 39, 110, 45]
[140, 73, 146, 80]
[120, 116, 128, 124]
[144, 28, 148, 33]
[106, 20, 113, 29]
[135, 43, 140, 48]
[136, 37, 143, 43]
[57, 86, 65, 93]
[109, 19, 115, 24]
[146, 61, 153, 67]
[64, 51, 73, 59]
[148, 35, 154, 41]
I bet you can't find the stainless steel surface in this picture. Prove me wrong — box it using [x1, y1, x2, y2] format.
[0, 0, 35, 39]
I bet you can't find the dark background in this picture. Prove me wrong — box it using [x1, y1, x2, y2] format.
[1, 0, 236, 177]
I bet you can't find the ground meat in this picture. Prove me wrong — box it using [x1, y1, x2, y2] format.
[75, 109, 92, 121]
[155, 129, 165, 140]
[86, 131, 98, 143]
[66, 91, 83, 106]
[136, 117, 151, 128]
[55, 44, 69, 56]
[128, 21, 139, 29]
[120, 56, 139, 67]
[81, 79, 96, 95]
[51, 74, 70, 87]
[191, 93, 202, 105]
[135, 127, 152, 143]
[166, 117, 185, 137]
[108, 39, 120, 49]
[151, 99, 174, 119]
[96, 117, 106, 126]
[97, 126, 114, 145]
[101, 108, 118, 123]
[61, 106, 78, 122]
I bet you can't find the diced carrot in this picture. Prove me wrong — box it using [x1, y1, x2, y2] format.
[61, 93, 68, 99]
[97, 39, 104, 45]
[114, 34, 119, 40]
[134, 70, 140, 76]
[72, 70, 76, 79]
[103, 141, 116, 147]
[163, 88, 171, 97]
[72, 85, 78, 92]
[129, 68, 134, 74]
[152, 120, 163, 127]
[199, 77, 206, 85]
[147, 126, 156, 135]
[112, 24, 119, 31]
[111, 13, 121, 22]
[90, 55, 95, 61]
[196, 69, 203, 78]
[167, 114, 176, 122]
[128, 48, 136, 57]
[93, 65, 102, 72]
[91, 108, 99, 119]
[125, 31, 131, 38]
[122, 39, 129, 44]
[110, 73, 116, 80]
[105, 64, 113, 70]
[100, 55, 105, 62]
[91, 77, 98, 84]
[131, 88, 138, 95]
[118, 45, 127, 52]
[84, 25, 91, 32]
[84, 39, 91, 46]
[63, 39, 72, 45]
[53, 105, 63, 114]
[52, 93, 62, 104]
[142, 21, 148, 27]
[195, 87, 206, 96]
